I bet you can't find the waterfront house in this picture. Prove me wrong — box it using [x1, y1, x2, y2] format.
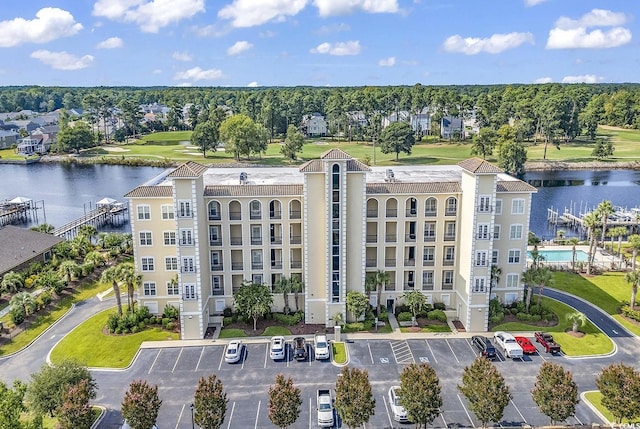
[0, 225, 63, 278]
[0, 129, 19, 149]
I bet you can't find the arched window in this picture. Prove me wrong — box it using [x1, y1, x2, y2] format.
[425, 197, 437, 217]
[446, 197, 457, 216]
[250, 200, 262, 220]
[208, 201, 221, 220]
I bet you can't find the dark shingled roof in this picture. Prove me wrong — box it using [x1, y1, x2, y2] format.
[458, 158, 503, 174]
[366, 182, 461, 194]
[496, 180, 537, 193]
[124, 186, 173, 198]
[205, 185, 303, 197]
[167, 161, 209, 178]
[0, 225, 64, 275]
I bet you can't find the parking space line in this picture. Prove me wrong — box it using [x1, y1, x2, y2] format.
[308, 397, 312, 429]
[218, 347, 225, 371]
[390, 340, 415, 364]
[195, 346, 205, 372]
[264, 343, 269, 369]
[148, 349, 161, 374]
[574, 413, 583, 425]
[537, 350, 547, 363]
[446, 339, 460, 363]
[286, 343, 290, 368]
[226, 401, 236, 429]
[424, 339, 438, 364]
[510, 399, 527, 425]
[457, 394, 476, 428]
[254, 400, 261, 429]
[174, 403, 185, 429]
[439, 411, 447, 428]
[382, 395, 393, 427]
[171, 348, 183, 373]
[241, 347, 247, 370]
[367, 342, 374, 364]
[464, 338, 476, 354]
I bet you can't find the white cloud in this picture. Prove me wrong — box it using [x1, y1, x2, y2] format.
[227, 41, 253, 56]
[547, 9, 631, 49]
[152, 69, 162, 74]
[442, 32, 534, 55]
[534, 77, 553, 84]
[219, 0, 307, 28]
[96, 37, 123, 49]
[173, 67, 223, 82]
[524, 0, 547, 6]
[316, 23, 350, 35]
[378, 57, 396, 67]
[0, 8, 83, 48]
[313, 0, 399, 16]
[561, 74, 601, 84]
[247, 81, 259, 87]
[172, 51, 193, 62]
[310, 40, 361, 55]
[93, 0, 205, 33]
[190, 24, 229, 37]
[30, 50, 94, 70]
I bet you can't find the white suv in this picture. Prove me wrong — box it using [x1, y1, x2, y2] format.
[388, 386, 409, 422]
[270, 336, 286, 360]
[314, 334, 330, 360]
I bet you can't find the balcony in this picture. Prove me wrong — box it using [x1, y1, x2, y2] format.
[403, 282, 415, 291]
[445, 208, 457, 216]
[230, 237, 242, 246]
[250, 211, 261, 220]
[366, 258, 377, 268]
[289, 210, 301, 219]
[251, 262, 263, 270]
[229, 211, 241, 220]
[405, 234, 416, 242]
[385, 234, 397, 243]
[386, 209, 397, 218]
[444, 234, 456, 241]
[290, 235, 302, 245]
[209, 238, 222, 246]
[251, 237, 262, 245]
[443, 259, 455, 266]
[424, 210, 437, 217]
[231, 262, 243, 270]
[366, 234, 377, 244]
[270, 236, 283, 245]
[271, 261, 283, 269]
[422, 282, 434, 291]
[212, 288, 224, 296]
[385, 282, 396, 291]
[366, 210, 378, 218]
[442, 282, 454, 290]
[211, 263, 223, 271]
[291, 260, 302, 269]
[385, 259, 396, 267]
[270, 210, 282, 220]
[405, 209, 417, 217]
[424, 234, 436, 242]
[404, 259, 416, 267]
[208, 212, 221, 221]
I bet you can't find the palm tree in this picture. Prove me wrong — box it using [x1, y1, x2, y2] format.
[612, 226, 628, 257]
[625, 270, 640, 310]
[522, 267, 539, 313]
[84, 250, 106, 267]
[596, 200, 615, 249]
[1, 271, 24, 294]
[628, 234, 640, 271]
[101, 266, 123, 315]
[30, 223, 55, 234]
[364, 274, 377, 305]
[117, 262, 140, 312]
[10, 291, 36, 316]
[567, 237, 580, 271]
[290, 276, 304, 313]
[536, 267, 553, 307]
[490, 265, 502, 292]
[57, 260, 81, 285]
[373, 270, 390, 316]
[78, 224, 97, 242]
[566, 311, 586, 333]
[274, 277, 292, 314]
[583, 211, 600, 275]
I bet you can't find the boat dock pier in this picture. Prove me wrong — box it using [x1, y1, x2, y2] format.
[0, 197, 42, 227]
[547, 204, 640, 236]
[52, 199, 128, 239]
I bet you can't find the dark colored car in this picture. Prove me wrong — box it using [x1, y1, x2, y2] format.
[471, 335, 496, 360]
[293, 337, 308, 361]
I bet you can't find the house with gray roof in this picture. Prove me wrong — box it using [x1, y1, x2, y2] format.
[0, 225, 63, 277]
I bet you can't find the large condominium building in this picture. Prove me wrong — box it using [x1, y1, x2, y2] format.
[125, 149, 536, 339]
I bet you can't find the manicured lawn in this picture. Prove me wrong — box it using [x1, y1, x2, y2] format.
[139, 131, 193, 143]
[332, 342, 347, 364]
[400, 324, 451, 333]
[49, 307, 178, 368]
[492, 297, 613, 356]
[261, 326, 291, 336]
[218, 328, 247, 339]
[551, 271, 628, 314]
[583, 391, 640, 425]
[36, 407, 102, 429]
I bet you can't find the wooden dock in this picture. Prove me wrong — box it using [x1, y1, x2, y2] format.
[0, 199, 40, 227]
[52, 205, 128, 238]
[547, 206, 640, 235]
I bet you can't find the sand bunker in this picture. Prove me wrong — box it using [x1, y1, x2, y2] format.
[103, 146, 130, 152]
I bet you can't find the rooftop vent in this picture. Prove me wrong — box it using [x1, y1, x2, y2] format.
[239, 172, 248, 185]
[384, 169, 395, 182]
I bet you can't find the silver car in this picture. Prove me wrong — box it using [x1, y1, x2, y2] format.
[225, 340, 243, 363]
[388, 386, 409, 422]
[270, 336, 286, 360]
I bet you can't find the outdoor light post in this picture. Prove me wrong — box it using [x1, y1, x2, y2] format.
[190, 403, 195, 429]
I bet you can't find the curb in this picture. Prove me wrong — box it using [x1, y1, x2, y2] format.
[90, 405, 107, 429]
[580, 391, 611, 428]
[331, 341, 349, 367]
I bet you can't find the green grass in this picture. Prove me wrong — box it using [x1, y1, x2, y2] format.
[612, 314, 640, 336]
[218, 328, 247, 338]
[139, 131, 193, 143]
[261, 326, 291, 336]
[400, 324, 452, 333]
[492, 297, 614, 356]
[332, 342, 347, 364]
[584, 391, 640, 425]
[24, 405, 102, 428]
[0, 279, 113, 356]
[550, 271, 627, 314]
[49, 307, 179, 368]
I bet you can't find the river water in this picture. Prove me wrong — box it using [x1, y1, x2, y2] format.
[1, 163, 639, 238]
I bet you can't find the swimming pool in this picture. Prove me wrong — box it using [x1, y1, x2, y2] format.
[527, 249, 588, 262]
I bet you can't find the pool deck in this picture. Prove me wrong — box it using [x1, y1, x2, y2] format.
[527, 244, 626, 270]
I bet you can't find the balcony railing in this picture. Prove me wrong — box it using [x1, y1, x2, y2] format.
[424, 210, 437, 217]
[270, 236, 283, 245]
[231, 262, 243, 270]
[211, 263, 224, 271]
[405, 234, 416, 242]
[405, 209, 417, 217]
[251, 237, 262, 245]
[366, 210, 378, 218]
[385, 259, 396, 267]
[212, 288, 224, 296]
[403, 282, 415, 291]
[385, 282, 396, 291]
[290, 260, 302, 269]
[442, 283, 454, 290]
[251, 262, 263, 270]
[445, 208, 457, 216]
[444, 234, 456, 241]
[366, 234, 377, 244]
[270, 210, 282, 219]
[422, 283, 434, 291]
[386, 209, 397, 218]
[230, 237, 242, 245]
[250, 212, 261, 220]
[208, 212, 221, 221]
[404, 259, 415, 267]
[271, 261, 283, 269]
[229, 211, 241, 220]
[289, 210, 301, 219]
[424, 234, 436, 242]
[385, 234, 397, 243]
[443, 259, 455, 266]
[209, 238, 222, 246]
[423, 259, 435, 267]
[366, 258, 377, 267]
[290, 235, 302, 245]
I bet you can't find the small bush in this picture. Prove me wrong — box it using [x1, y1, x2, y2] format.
[166, 322, 175, 331]
[489, 313, 504, 324]
[343, 322, 365, 332]
[273, 312, 303, 326]
[394, 304, 409, 316]
[223, 316, 233, 326]
[516, 312, 532, 321]
[531, 314, 542, 322]
[10, 306, 25, 325]
[427, 309, 447, 323]
[397, 312, 413, 322]
[377, 312, 389, 322]
[433, 302, 446, 311]
[223, 307, 233, 317]
[162, 305, 179, 321]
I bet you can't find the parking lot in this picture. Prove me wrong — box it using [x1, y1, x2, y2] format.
[95, 336, 602, 428]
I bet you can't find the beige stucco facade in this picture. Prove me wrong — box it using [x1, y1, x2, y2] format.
[126, 150, 535, 339]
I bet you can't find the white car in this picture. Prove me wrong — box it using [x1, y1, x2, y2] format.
[225, 339, 244, 363]
[493, 331, 524, 359]
[388, 386, 409, 422]
[314, 334, 330, 360]
[270, 336, 286, 360]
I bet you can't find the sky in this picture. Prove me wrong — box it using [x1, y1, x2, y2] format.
[0, 0, 638, 87]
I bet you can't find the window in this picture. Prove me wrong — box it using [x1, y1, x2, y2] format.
[512, 199, 525, 215]
[423, 247, 435, 264]
[252, 274, 263, 284]
[422, 270, 434, 290]
[141, 257, 154, 271]
[250, 200, 262, 219]
[331, 164, 341, 303]
[509, 224, 523, 240]
[492, 250, 499, 265]
[161, 204, 174, 220]
[473, 277, 486, 293]
[180, 229, 194, 246]
[251, 225, 262, 245]
[424, 222, 436, 240]
[506, 274, 519, 288]
[444, 221, 456, 240]
[444, 246, 455, 264]
[208, 201, 221, 220]
[425, 197, 437, 216]
[493, 224, 501, 240]
[478, 196, 491, 213]
[178, 200, 192, 218]
[167, 281, 179, 295]
[212, 276, 222, 293]
[477, 223, 489, 239]
[183, 284, 196, 300]
[209, 225, 220, 245]
[252, 250, 263, 268]
[443, 271, 454, 288]
[165, 256, 178, 271]
[446, 197, 457, 215]
[143, 282, 156, 296]
[508, 250, 521, 264]
[211, 251, 221, 267]
[136, 205, 150, 220]
[495, 199, 502, 215]
[163, 231, 176, 246]
[139, 231, 152, 246]
[475, 251, 487, 267]
[182, 257, 195, 273]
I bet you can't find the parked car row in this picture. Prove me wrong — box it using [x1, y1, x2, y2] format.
[472, 331, 560, 360]
[226, 335, 332, 365]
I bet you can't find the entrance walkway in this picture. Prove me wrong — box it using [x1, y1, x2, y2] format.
[387, 310, 400, 332]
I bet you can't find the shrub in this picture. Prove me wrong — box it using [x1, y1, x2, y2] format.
[433, 302, 446, 311]
[377, 312, 389, 322]
[10, 306, 25, 325]
[531, 314, 542, 322]
[223, 307, 233, 317]
[397, 312, 413, 322]
[273, 312, 303, 326]
[138, 305, 151, 321]
[162, 305, 178, 321]
[343, 322, 365, 332]
[106, 313, 120, 333]
[427, 309, 447, 323]
[394, 304, 409, 316]
[223, 316, 233, 326]
[489, 313, 504, 324]
[621, 305, 640, 322]
[166, 322, 175, 331]
[516, 312, 532, 321]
